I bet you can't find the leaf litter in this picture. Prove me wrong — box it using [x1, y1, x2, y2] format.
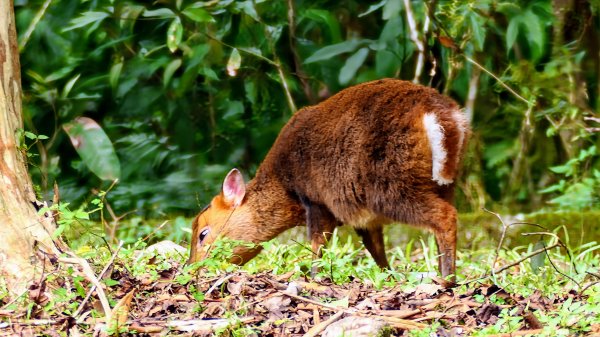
[1, 253, 599, 337]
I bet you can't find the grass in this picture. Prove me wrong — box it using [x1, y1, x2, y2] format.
[1, 215, 600, 336]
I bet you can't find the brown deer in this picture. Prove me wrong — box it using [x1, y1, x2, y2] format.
[188, 79, 469, 279]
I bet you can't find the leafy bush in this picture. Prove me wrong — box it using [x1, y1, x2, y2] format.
[15, 0, 600, 224]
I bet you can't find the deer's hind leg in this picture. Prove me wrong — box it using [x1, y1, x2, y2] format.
[401, 195, 457, 280]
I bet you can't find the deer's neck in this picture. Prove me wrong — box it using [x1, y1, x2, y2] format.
[245, 172, 305, 242]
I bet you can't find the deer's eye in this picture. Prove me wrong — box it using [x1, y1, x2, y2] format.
[199, 228, 210, 243]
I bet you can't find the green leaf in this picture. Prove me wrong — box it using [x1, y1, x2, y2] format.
[469, 14, 485, 51]
[200, 66, 219, 81]
[305, 39, 370, 64]
[167, 18, 183, 53]
[302, 9, 342, 43]
[376, 49, 399, 77]
[549, 164, 571, 175]
[539, 181, 564, 194]
[359, 0, 387, 17]
[182, 7, 215, 23]
[226, 48, 242, 77]
[62, 74, 81, 98]
[64, 11, 109, 31]
[222, 100, 244, 120]
[522, 10, 544, 60]
[109, 62, 123, 90]
[53, 224, 66, 239]
[63, 117, 121, 181]
[235, 1, 259, 21]
[163, 59, 182, 88]
[75, 209, 90, 220]
[383, 0, 402, 20]
[506, 18, 520, 51]
[142, 8, 175, 18]
[379, 16, 403, 43]
[24, 131, 37, 140]
[496, 2, 521, 16]
[339, 48, 369, 85]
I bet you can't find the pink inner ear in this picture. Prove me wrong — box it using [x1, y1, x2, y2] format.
[222, 169, 246, 207]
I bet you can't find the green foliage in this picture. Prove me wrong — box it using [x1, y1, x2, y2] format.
[14, 0, 600, 243]
[63, 117, 121, 181]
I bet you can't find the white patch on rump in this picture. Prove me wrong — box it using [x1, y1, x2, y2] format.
[423, 113, 453, 185]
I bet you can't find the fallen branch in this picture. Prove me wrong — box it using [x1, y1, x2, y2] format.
[281, 291, 427, 331]
[280, 291, 348, 313]
[373, 309, 421, 319]
[74, 241, 124, 321]
[302, 311, 344, 337]
[358, 314, 427, 330]
[58, 256, 111, 316]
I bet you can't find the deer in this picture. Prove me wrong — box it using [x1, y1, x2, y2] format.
[188, 79, 469, 280]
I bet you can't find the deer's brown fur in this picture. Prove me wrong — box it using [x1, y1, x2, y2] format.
[189, 79, 469, 278]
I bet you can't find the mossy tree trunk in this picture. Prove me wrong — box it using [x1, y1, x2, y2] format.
[0, 1, 60, 297]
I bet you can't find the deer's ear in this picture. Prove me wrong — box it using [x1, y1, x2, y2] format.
[222, 168, 246, 208]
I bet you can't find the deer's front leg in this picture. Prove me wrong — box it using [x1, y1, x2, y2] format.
[299, 197, 338, 276]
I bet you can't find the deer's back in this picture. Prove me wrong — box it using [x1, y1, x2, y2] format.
[259, 79, 467, 226]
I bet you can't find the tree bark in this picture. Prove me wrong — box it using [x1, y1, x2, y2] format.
[0, 1, 59, 297]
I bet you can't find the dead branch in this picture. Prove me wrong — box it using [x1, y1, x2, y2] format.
[58, 255, 111, 316]
[73, 241, 123, 320]
[302, 311, 344, 337]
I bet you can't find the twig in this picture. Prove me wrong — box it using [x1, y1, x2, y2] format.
[374, 309, 421, 319]
[492, 243, 560, 274]
[59, 256, 112, 317]
[403, 0, 426, 83]
[486, 329, 543, 337]
[5, 319, 60, 326]
[482, 208, 512, 274]
[138, 317, 256, 332]
[275, 58, 298, 113]
[0, 289, 29, 311]
[580, 281, 599, 294]
[205, 274, 235, 296]
[464, 55, 532, 106]
[73, 241, 124, 320]
[203, 33, 276, 65]
[584, 116, 600, 123]
[280, 291, 347, 312]
[521, 232, 580, 287]
[302, 311, 344, 337]
[357, 313, 426, 329]
[587, 271, 600, 279]
[140, 220, 169, 242]
[19, 0, 53, 51]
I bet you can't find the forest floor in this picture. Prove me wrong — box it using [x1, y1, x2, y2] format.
[1, 267, 598, 336]
[1, 227, 600, 336]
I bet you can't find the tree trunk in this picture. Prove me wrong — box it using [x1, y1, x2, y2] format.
[0, 1, 60, 297]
